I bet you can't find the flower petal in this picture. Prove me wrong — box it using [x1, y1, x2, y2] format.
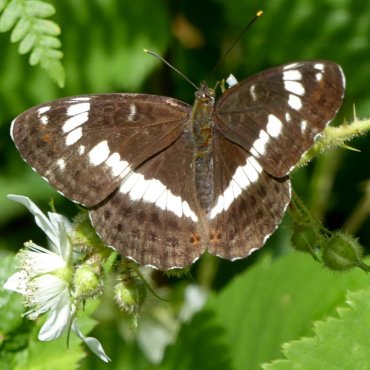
[48, 212, 72, 258]
[38, 287, 71, 341]
[4, 271, 28, 294]
[7, 195, 60, 250]
[71, 321, 111, 362]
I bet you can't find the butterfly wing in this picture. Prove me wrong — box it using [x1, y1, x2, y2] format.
[214, 61, 345, 177]
[90, 131, 205, 269]
[11, 94, 191, 206]
[207, 130, 291, 259]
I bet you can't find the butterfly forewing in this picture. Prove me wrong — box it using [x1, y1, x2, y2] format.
[214, 61, 345, 177]
[11, 94, 191, 206]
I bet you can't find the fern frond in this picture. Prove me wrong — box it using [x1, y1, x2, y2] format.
[0, 0, 65, 87]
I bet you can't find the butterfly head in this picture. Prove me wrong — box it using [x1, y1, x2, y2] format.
[195, 82, 215, 107]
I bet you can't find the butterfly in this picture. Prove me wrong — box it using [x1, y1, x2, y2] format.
[11, 61, 345, 269]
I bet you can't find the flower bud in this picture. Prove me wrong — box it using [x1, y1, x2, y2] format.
[291, 224, 324, 261]
[114, 279, 146, 314]
[72, 212, 104, 251]
[73, 263, 101, 298]
[321, 232, 369, 271]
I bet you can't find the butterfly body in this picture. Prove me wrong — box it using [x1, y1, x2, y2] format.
[11, 61, 345, 269]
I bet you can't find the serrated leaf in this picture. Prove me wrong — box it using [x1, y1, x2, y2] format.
[194, 254, 370, 370]
[0, 0, 9, 13]
[0, 0, 21, 32]
[40, 57, 65, 87]
[33, 18, 60, 35]
[10, 17, 30, 43]
[25, 0, 55, 18]
[18, 32, 36, 54]
[262, 289, 370, 370]
[38, 35, 61, 48]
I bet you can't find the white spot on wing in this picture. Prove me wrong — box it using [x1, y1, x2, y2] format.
[252, 130, 269, 155]
[67, 102, 90, 116]
[38, 106, 51, 115]
[62, 112, 89, 133]
[79, 145, 85, 155]
[314, 63, 325, 71]
[284, 81, 305, 96]
[88, 140, 110, 166]
[288, 94, 302, 110]
[73, 97, 91, 102]
[283, 63, 299, 70]
[209, 157, 262, 219]
[142, 179, 166, 202]
[301, 120, 308, 133]
[129, 174, 150, 200]
[65, 127, 82, 146]
[283, 70, 302, 81]
[119, 172, 198, 222]
[105, 153, 130, 177]
[315, 72, 323, 81]
[285, 112, 291, 122]
[266, 114, 283, 138]
[40, 115, 48, 125]
[128, 103, 137, 121]
[56, 158, 65, 170]
[250, 85, 257, 101]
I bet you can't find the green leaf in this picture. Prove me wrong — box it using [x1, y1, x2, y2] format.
[0, 254, 24, 334]
[0, 0, 21, 32]
[262, 289, 370, 370]
[159, 310, 233, 370]
[0, 0, 9, 13]
[10, 17, 30, 43]
[33, 18, 60, 35]
[30, 47, 62, 66]
[25, 0, 55, 18]
[18, 32, 36, 54]
[38, 35, 61, 48]
[190, 254, 369, 370]
[40, 57, 65, 87]
[29, 46, 42, 65]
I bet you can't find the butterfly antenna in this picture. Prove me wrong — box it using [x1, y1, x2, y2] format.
[210, 10, 263, 75]
[144, 49, 199, 90]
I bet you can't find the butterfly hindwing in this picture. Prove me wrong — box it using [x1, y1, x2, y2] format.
[11, 94, 191, 206]
[207, 131, 291, 259]
[90, 132, 206, 269]
[214, 61, 345, 177]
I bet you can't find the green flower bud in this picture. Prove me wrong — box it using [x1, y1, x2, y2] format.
[73, 263, 101, 298]
[72, 212, 105, 251]
[291, 224, 324, 261]
[114, 279, 147, 314]
[321, 232, 369, 272]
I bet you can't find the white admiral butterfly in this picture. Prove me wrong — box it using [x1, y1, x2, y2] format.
[11, 61, 345, 269]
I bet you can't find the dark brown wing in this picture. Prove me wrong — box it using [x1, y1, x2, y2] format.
[11, 94, 191, 206]
[214, 61, 345, 177]
[207, 131, 291, 259]
[90, 132, 206, 270]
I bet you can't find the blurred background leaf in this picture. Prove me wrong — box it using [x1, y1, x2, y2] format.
[1, 0, 370, 369]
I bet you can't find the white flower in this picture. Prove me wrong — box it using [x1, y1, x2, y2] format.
[4, 195, 110, 363]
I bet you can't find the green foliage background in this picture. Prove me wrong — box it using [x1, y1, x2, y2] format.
[1, 0, 370, 369]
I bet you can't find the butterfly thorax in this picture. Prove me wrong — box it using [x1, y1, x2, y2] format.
[191, 82, 216, 214]
[191, 82, 215, 149]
